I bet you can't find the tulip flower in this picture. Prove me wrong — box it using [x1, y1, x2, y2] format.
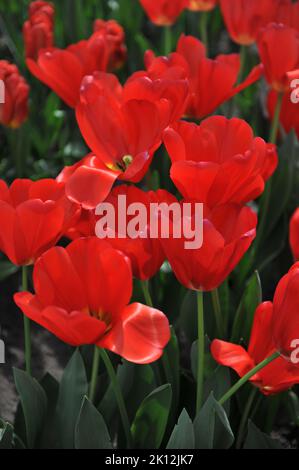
[187, 0, 218, 11]
[164, 116, 278, 207]
[24, 2, 127, 107]
[99, 185, 168, 281]
[211, 302, 299, 395]
[220, 0, 277, 46]
[274, 0, 299, 33]
[23, 1, 55, 60]
[139, 0, 188, 26]
[143, 35, 263, 119]
[159, 200, 257, 292]
[93, 19, 127, 70]
[14, 237, 170, 364]
[267, 89, 299, 140]
[59, 71, 188, 209]
[0, 179, 80, 266]
[290, 208, 299, 261]
[0, 61, 30, 128]
[272, 263, 299, 360]
[257, 23, 299, 93]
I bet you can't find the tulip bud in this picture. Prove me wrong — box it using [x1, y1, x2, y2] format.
[0, 61, 29, 128]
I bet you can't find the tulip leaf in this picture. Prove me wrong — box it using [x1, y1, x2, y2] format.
[167, 409, 195, 449]
[161, 327, 180, 412]
[40, 373, 60, 449]
[75, 396, 112, 449]
[194, 393, 234, 449]
[0, 422, 14, 449]
[231, 271, 262, 343]
[131, 384, 172, 449]
[56, 349, 88, 449]
[13, 368, 47, 449]
[243, 421, 283, 449]
[204, 366, 231, 415]
[0, 260, 19, 281]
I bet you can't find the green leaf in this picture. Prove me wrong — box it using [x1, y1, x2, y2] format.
[231, 271, 262, 343]
[161, 327, 180, 411]
[243, 421, 283, 449]
[40, 373, 60, 449]
[56, 349, 88, 449]
[0, 260, 19, 281]
[0, 422, 14, 449]
[131, 384, 172, 449]
[194, 393, 234, 449]
[167, 409, 195, 449]
[13, 368, 47, 449]
[75, 397, 112, 449]
[204, 366, 231, 415]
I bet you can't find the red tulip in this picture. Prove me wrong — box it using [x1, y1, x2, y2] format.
[14, 237, 170, 363]
[159, 200, 257, 291]
[23, 1, 54, 60]
[211, 302, 299, 395]
[267, 89, 299, 140]
[164, 117, 278, 207]
[0, 179, 80, 266]
[272, 263, 299, 360]
[65, 208, 97, 240]
[274, 0, 299, 33]
[0, 61, 30, 128]
[220, 0, 277, 46]
[99, 185, 169, 281]
[139, 0, 188, 26]
[24, 2, 127, 108]
[144, 35, 263, 119]
[290, 208, 299, 261]
[257, 23, 299, 93]
[93, 19, 127, 69]
[60, 71, 188, 209]
[187, 0, 218, 11]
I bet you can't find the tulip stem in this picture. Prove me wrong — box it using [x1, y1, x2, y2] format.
[269, 92, 284, 145]
[253, 92, 284, 258]
[22, 266, 31, 376]
[100, 349, 133, 448]
[236, 388, 257, 449]
[237, 45, 247, 84]
[199, 12, 209, 54]
[141, 280, 153, 307]
[164, 26, 172, 55]
[88, 346, 101, 404]
[218, 351, 280, 406]
[196, 290, 205, 414]
[211, 289, 225, 339]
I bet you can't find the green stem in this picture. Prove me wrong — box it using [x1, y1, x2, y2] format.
[236, 388, 257, 449]
[253, 92, 284, 257]
[196, 290, 205, 414]
[164, 26, 172, 55]
[100, 349, 132, 448]
[218, 351, 280, 406]
[211, 289, 225, 339]
[269, 92, 284, 144]
[22, 266, 31, 376]
[88, 346, 101, 404]
[237, 45, 247, 84]
[141, 280, 153, 308]
[199, 12, 209, 53]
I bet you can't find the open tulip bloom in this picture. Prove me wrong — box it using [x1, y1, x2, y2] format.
[2, 0, 299, 452]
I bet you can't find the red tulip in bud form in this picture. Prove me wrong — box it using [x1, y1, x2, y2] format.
[159, 199, 257, 292]
[272, 263, 299, 360]
[187, 0, 218, 12]
[0, 61, 29, 128]
[258, 23, 299, 93]
[0, 179, 80, 266]
[212, 302, 299, 395]
[220, 0, 277, 46]
[23, 1, 55, 60]
[14, 237, 170, 363]
[139, 0, 188, 26]
[164, 116, 278, 207]
[290, 208, 299, 261]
